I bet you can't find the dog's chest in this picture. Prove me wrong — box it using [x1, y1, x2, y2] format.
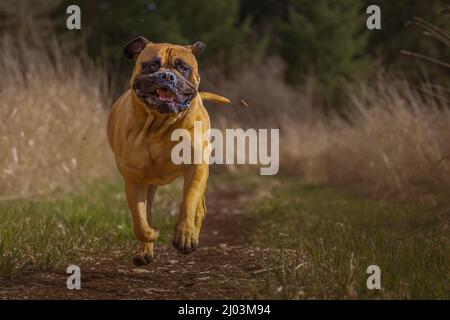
[148, 137, 182, 182]
[147, 137, 173, 164]
[116, 131, 181, 185]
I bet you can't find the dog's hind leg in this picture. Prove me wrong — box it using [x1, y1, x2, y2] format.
[141, 185, 159, 260]
[124, 179, 160, 266]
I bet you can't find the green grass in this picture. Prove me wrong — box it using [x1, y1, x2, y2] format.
[1, 172, 448, 299]
[248, 182, 450, 299]
[0, 179, 180, 277]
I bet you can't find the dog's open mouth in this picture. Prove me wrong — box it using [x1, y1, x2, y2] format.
[142, 87, 192, 113]
[154, 88, 175, 102]
[134, 73, 196, 114]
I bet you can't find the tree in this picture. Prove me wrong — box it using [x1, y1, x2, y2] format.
[367, 0, 450, 86]
[60, 0, 266, 74]
[276, 0, 370, 110]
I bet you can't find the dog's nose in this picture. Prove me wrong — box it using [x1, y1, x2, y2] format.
[160, 71, 176, 83]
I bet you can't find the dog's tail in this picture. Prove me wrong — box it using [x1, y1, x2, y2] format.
[199, 92, 231, 105]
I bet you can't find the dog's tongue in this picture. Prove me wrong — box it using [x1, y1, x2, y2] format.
[157, 88, 173, 99]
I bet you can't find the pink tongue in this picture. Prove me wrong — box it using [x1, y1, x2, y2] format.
[157, 88, 172, 99]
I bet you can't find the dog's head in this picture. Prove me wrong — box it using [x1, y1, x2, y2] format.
[124, 36, 205, 114]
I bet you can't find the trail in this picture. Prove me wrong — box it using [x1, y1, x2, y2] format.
[0, 187, 261, 299]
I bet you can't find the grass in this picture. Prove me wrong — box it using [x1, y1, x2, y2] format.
[247, 179, 450, 299]
[0, 179, 181, 277]
[0, 171, 448, 300]
[0, 34, 114, 200]
[208, 65, 450, 199]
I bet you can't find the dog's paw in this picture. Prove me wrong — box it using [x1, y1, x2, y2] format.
[132, 252, 153, 266]
[172, 226, 198, 254]
[135, 227, 160, 243]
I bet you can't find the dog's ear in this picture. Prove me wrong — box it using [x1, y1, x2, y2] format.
[123, 36, 150, 59]
[186, 41, 206, 56]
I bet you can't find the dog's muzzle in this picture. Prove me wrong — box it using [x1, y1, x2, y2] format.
[133, 70, 196, 114]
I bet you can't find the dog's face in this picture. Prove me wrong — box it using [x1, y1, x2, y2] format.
[124, 37, 205, 114]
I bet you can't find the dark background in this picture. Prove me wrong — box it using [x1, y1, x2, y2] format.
[1, 0, 448, 111]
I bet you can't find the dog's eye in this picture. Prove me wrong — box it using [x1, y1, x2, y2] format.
[145, 62, 159, 73]
[177, 64, 190, 76]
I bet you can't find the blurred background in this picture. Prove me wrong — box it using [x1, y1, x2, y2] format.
[0, 0, 449, 200]
[0, 1, 449, 299]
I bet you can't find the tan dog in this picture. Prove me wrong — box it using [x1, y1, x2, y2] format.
[107, 36, 230, 265]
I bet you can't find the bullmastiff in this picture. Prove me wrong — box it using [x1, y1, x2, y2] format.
[107, 36, 229, 265]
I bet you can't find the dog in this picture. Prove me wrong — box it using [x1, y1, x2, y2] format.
[107, 36, 230, 266]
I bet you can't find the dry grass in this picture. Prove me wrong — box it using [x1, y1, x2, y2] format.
[0, 36, 115, 199]
[286, 75, 450, 198]
[206, 64, 450, 198]
[203, 58, 317, 130]
[1, 36, 448, 201]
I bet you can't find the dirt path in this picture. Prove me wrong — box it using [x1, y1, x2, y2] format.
[0, 187, 262, 299]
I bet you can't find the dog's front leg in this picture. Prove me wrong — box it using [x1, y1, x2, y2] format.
[173, 164, 208, 254]
[142, 184, 159, 261]
[124, 179, 160, 265]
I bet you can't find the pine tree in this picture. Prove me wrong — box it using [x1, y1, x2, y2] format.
[63, 0, 265, 74]
[368, 0, 450, 84]
[276, 0, 370, 110]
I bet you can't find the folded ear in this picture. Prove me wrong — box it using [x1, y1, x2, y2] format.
[186, 41, 206, 56]
[123, 36, 150, 59]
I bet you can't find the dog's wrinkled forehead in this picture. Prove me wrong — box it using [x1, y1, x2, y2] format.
[124, 37, 206, 88]
[137, 43, 199, 72]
